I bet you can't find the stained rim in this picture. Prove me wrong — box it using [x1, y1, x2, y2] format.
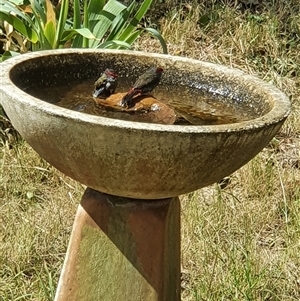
[0, 49, 291, 133]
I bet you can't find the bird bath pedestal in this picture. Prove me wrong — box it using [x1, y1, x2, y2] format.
[56, 190, 181, 301]
[0, 49, 290, 301]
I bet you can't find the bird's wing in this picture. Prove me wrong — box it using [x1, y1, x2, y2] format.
[133, 72, 157, 89]
[94, 74, 107, 88]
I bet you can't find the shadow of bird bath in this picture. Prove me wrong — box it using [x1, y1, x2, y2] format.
[0, 49, 290, 301]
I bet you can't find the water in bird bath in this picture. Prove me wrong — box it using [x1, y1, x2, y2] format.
[25, 78, 262, 125]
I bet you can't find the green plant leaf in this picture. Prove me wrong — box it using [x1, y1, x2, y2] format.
[83, 0, 89, 47]
[105, 1, 135, 42]
[44, 20, 56, 48]
[43, 0, 57, 48]
[117, 0, 152, 41]
[123, 29, 141, 46]
[29, 1, 49, 48]
[0, 0, 34, 25]
[76, 28, 96, 39]
[30, 0, 47, 26]
[88, 0, 126, 48]
[8, 0, 25, 5]
[71, 35, 83, 48]
[0, 12, 38, 43]
[0, 50, 20, 62]
[71, 0, 83, 48]
[61, 28, 97, 43]
[144, 27, 168, 54]
[55, 0, 69, 48]
[97, 39, 132, 49]
[87, 0, 106, 15]
[45, 0, 56, 26]
[73, 0, 81, 29]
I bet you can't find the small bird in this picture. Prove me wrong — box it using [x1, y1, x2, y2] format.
[121, 66, 163, 108]
[93, 69, 118, 98]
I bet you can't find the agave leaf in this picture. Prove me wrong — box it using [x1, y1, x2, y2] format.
[0, 11, 38, 43]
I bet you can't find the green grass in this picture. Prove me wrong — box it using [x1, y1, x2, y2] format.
[1, 1, 300, 300]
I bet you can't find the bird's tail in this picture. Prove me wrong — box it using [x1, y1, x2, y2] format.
[121, 88, 139, 107]
[93, 86, 105, 98]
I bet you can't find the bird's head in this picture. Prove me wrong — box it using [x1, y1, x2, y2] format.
[156, 67, 164, 73]
[105, 69, 118, 79]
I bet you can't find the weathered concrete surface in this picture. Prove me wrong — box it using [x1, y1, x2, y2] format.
[0, 49, 291, 198]
[55, 188, 181, 301]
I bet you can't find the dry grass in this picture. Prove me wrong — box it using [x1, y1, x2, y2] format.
[0, 142, 83, 300]
[1, 1, 300, 300]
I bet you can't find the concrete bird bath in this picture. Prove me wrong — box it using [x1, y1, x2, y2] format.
[0, 49, 290, 301]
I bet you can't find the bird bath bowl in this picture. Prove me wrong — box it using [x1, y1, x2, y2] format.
[0, 49, 290, 301]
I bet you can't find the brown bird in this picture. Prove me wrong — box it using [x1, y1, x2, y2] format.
[93, 69, 118, 98]
[121, 66, 163, 107]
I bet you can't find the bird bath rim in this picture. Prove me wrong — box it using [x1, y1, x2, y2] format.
[0, 49, 291, 133]
[0, 49, 291, 198]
